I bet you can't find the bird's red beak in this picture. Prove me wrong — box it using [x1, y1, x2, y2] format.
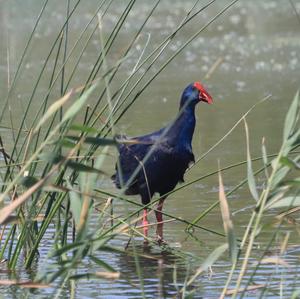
[193, 82, 213, 104]
[200, 89, 213, 104]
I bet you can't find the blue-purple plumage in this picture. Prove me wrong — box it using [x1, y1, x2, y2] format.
[112, 82, 212, 206]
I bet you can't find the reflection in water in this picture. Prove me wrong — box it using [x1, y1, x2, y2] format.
[102, 243, 199, 299]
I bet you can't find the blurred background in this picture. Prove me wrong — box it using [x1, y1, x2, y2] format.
[0, 1, 299, 298]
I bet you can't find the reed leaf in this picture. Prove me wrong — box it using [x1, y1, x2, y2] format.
[283, 90, 299, 141]
[0, 0, 50, 123]
[69, 124, 98, 134]
[65, 136, 116, 146]
[89, 255, 117, 273]
[244, 118, 259, 201]
[51, 241, 85, 257]
[218, 168, 238, 263]
[186, 243, 228, 287]
[61, 84, 97, 123]
[67, 180, 82, 229]
[266, 196, 300, 209]
[33, 90, 73, 134]
[66, 161, 106, 174]
[0, 169, 53, 225]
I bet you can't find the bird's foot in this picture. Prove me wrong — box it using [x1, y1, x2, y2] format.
[155, 234, 167, 246]
[143, 238, 149, 246]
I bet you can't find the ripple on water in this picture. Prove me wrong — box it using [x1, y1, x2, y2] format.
[0, 0, 300, 298]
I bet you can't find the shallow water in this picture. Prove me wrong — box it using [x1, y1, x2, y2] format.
[0, 0, 300, 298]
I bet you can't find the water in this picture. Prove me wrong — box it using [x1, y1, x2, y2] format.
[0, 0, 300, 298]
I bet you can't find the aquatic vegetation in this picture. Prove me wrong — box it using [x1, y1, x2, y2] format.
[0, 0, 299, 298]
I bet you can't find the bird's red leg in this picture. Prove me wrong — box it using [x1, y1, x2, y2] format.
[155, 198, 165, 242]
[142, 208, 149, 238]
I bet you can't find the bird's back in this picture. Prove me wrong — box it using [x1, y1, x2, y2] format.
[112, 129, 194, 204]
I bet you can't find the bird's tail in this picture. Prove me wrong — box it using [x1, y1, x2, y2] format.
[111, 173, 121, 189]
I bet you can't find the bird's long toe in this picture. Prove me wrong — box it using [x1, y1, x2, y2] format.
[142, 209, 149, 238]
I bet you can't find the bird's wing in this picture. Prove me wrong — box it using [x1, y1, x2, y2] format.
[115, 126, 167, 157]
[113, 134, 154, 190]
[113, 129, 195, 188]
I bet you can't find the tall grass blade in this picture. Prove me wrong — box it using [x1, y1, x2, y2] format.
[113, 0, 239, 123]
[67, 181, 81, 228]
[33, 90, 74, 134]
[0, 0, 50, 123]
[266, 196, 300, 209]
[0, 163, 58, 225]
[218, 167, 238, 263]
[89, 255, 117, 273]
[61, 85, 97, 123]
[64, 136, 116, 146]
[283, 90, 299, 141]
[244, 118, 259, 201]
[4, 0, 82, 174]
[186, 243, 228, 287]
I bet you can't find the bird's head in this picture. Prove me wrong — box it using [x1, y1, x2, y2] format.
[180, 81, 213, 109]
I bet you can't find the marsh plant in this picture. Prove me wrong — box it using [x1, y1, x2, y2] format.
[0, 0, 299, 298]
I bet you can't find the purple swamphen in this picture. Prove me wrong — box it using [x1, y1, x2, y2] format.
[112, 82, 213, 241]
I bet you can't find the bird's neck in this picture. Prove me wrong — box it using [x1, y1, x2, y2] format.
[166, 104, 196, 147]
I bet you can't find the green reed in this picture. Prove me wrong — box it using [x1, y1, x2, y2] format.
[0, 0, 238, 288]
[1, 1, 299, 298]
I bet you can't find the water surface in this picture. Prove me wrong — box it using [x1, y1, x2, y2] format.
[0, 0, 300, 298]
